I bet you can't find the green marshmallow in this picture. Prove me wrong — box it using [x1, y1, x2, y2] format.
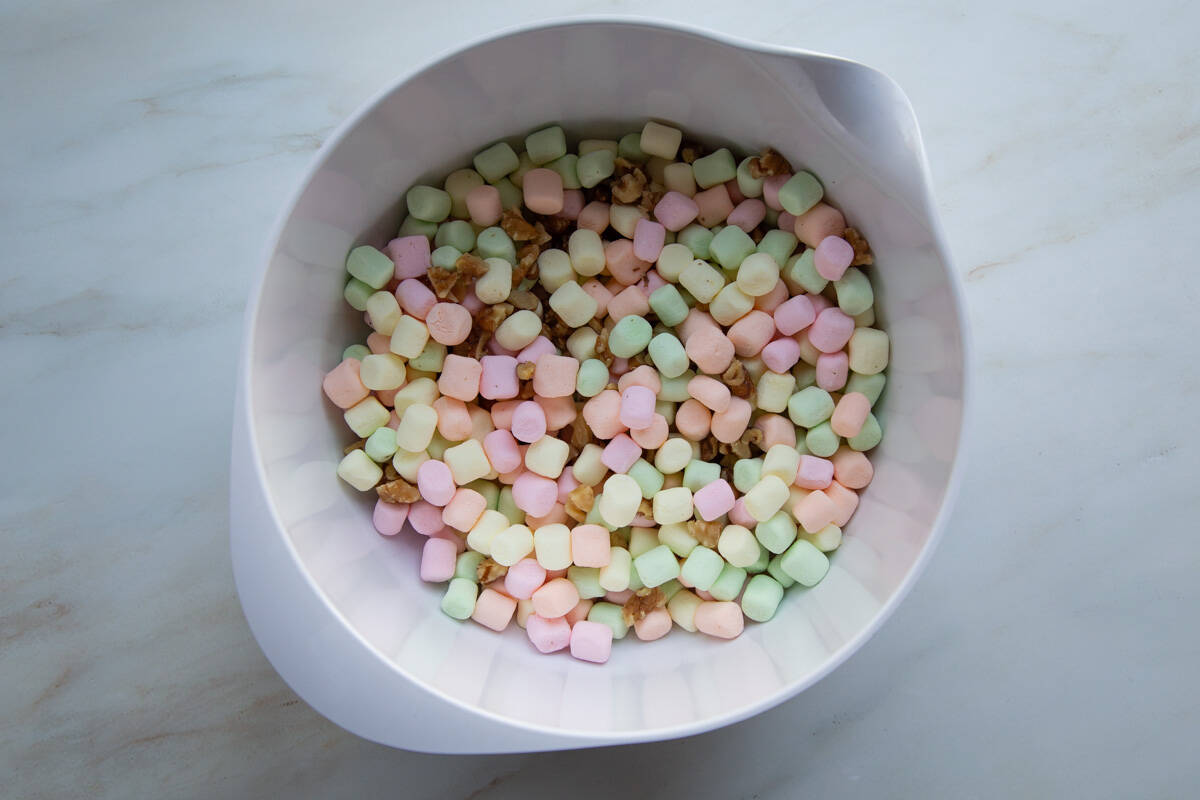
[454, 551, 485, 581]
[577, 149, 616, 188]
[569, 566, 606, 599]
[547, 154, 581, 189]
[682, 459, 721, 492]
[767, 554, 797, 588]
[805, 421, 840, 457]
[342, 343, 371, 362]
[736, 156, 765, 198]
[494, 178, 523, 210]
[777, 171, 824, 216]
[431, 245, 461, 269]
[364, 427, 398, 463]
[788, 386, 835, 427]
[435, 220, 476, 253]
[848, 413, 882, 451]
[587, 602, 630, 639]
[409, 340, 446, 373]
[608, 315, 653, 358]
[467, 479, 500, 510]
[628, 459, 665, 499]
[733, 458, 763, 493]
[618, 132, 648, 163]
[476, 227, 516, 264]
[677, 224, 714, 259]
[659, 371, 694, 402]
[659, 578, 682, 601]
[648, 332, 689, 378]
[691, 147, 737, 189]
[845, 372, 887, 406]
[755, 511, 798, 554]
[741, 574, 785, 622]
[426, 432, 450, 460]
[343, 277, 374, 311]
[632, 544, 680, 588]
[709, 225, 757, 270]
[441, 578, 478, 619]
[627, 562, 644, 592]
[525, 125, 567, 165]
[398, 215, 438, 239]
[764, 207, 779, 226]
[659, 524, 698, 558]
[779, 539, 830, 586]
[576, 359, 610, 397]
[680, 546, 724, 591]
[498, 485, 523, 524]
[785, 249, 828, 294]
[709, 563, 747, 601]
[473, 141, 520, 183]
[834, 267, 874, 316]
[747, 545, 770, 574]
[794, 363, 817, 391]
[757, 229, 798, 268]
[346, 245, 394, 290]
[406, 185, 451, 223]
[649, 285, 689, 328]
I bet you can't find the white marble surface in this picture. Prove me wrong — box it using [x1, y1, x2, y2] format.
[2, 0, 1197, 796]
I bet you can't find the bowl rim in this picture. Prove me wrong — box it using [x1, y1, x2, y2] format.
[233, 15, 974, 744]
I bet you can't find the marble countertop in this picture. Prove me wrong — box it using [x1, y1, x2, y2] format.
[3, 1, 1197, 797]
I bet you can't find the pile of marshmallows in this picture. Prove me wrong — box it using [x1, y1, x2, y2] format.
[323, 121, 889, 664]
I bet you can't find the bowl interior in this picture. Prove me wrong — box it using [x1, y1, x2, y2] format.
[248, 21, 965, 736]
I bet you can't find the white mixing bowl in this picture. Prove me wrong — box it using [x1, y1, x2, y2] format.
[230, 18, 970, 753]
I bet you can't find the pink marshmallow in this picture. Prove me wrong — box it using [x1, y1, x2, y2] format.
[512, 471, 558, 517]
[523, 168, 564, 215]
[619, 385, 657, 431]
[504, 558, 548, 599]
[323, 359, 369, 409]
[556, 469, 581, 504]
[438, 354, 482, 402]
[634, 607, 672, 641]
[726, 198, 766, 232]
[762, 337, 802, 373]
[693, 479, 735, 521]
[479, 355, 519, 399]
[581, 390, 627, 440]
[433, 396, 472, 441]
[728, 497, 756, 528]
[416, 459, 455, 506]
[471, 587, 517, 632]
[483, 429, 522, 474]
[630, 414, 669, 449]
[653, 191, 700, 231]
[532, 577, 580, 619]
[755, 279, 790, 313]
[533, 354, 579, 398]
[407, 500, 444, 536]
[577, 201, 611, 234]
[686, 375, 731, 413]
[693, 184, 733, 227]
[777, 210, 797, 232]
[526, 614, 571, 653]
[517, 336, 557, 365]
[793, 202, 846, 248]
[385, 235, 431, 280]
[580, 279, 613, 319]
[420, 537, 458, 582]
[606, 285, 650, 321]
[762, 174, 792, 211]
[510, 400, 548, 444]
[808, 308, 856, 353]
[372, 499, 410, 536]
[726, 310, 776, 357]
[558, 189, 585, 221]
[725, 178, 746, 205]
[831, 392, 872, 438]
[442, 488, 487, 531]
[633, 218, 667, 262]
[601, 433, 643, 474]
[395, 278, 437, 320]
[466, 184, 502, 227]
[604, 239, 651, 286]
[795, 455, 835, 490]
[571, 524, 612, 568]
[815, 235, 854, 281]
[535, 394, 577, 432]
[816, 351, 849, 391]
[754, 414, 797, 450]
[808, 292, 832, 317]
[569, 619, 613, 663]
[773, 294, 816, 336]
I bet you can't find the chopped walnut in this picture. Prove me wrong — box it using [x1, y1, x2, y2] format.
[722, 359, 752, 398]
[512, 244, 541, 286]
[383, 462, 399, 482]
[594, 325, 614, 365]
[699, 435, 720, 462]
[536, 218, 566, 240]
[611, 168, 648, 204]
[637, 498, 654, 519]
[621, 587, 666, 624]
[508, 290, 539, 311]
[688, 520, 722, 548]
[568, 484, 594, 513]
[516, 361, 536, 380]
[343, 438, 365, 455]
[679, 143, 703, 164]
[456, 252, 488, 280]
[568, 415, 591, 453]
[748, 147, 793, 178]
[519, 380, 535, 399]
[500, 207, 541, 242]
[564, 502, 588, 523]
[376, 478, 420, 504]
[637, 184, 665, 215]
[477, 303, 513, 333]
[843, 227, 874, 266]
[476, 558, 508, 584]
[427, 265, 459, 299]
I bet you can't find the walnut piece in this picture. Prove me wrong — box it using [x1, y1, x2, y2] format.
[383, 462, 399, 482]
[564, 502, 588, 523]
[343, 438, 365, 455]
[428, 265, 459, 299]
[512, 244, 541, 285]
[500, 207, 541, 242]
[622, 587, 666, 624]
[688, 520, 722, 548]
[748, 147, 793, 178]
[843, 227, 874, 266]
[376, 478, 419, 504]
[477, 303, 513, 333]
[568, 484, 595, 512]
[611, 168, 648, 204]
[722, 359, 752, 398]
[508, 289, 539, 311]
[477, 558, 508, 584]
[516, 361, 536, 380]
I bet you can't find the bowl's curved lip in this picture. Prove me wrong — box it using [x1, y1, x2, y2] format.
[233, 15, 974, 745]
